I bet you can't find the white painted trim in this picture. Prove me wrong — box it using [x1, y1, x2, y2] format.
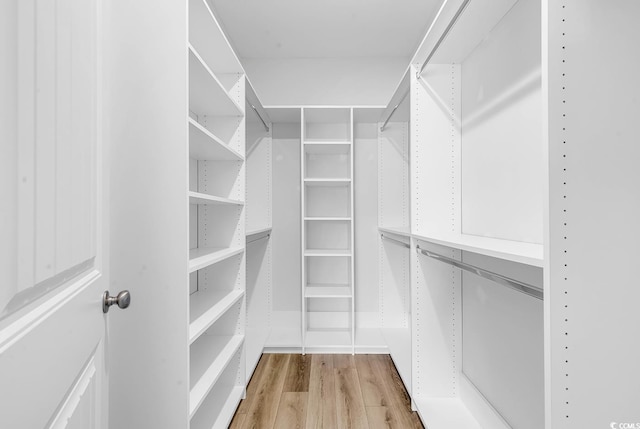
[0, 269, 101, 354]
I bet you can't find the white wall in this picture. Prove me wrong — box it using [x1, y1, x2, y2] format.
[354, 123, 379, 319]
[272, 123, 301, 313]
[243, 57, 407, 107]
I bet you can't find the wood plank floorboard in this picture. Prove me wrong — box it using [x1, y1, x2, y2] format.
[274, 392, 308, 429]
[229, 354, 423, 429]
[306, 354, 336, 429]
[238, 354, 290, 429]
[283, 354, 312, 392]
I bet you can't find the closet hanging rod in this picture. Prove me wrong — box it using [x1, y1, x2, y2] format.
[246, 233, 271, 245]
[249, 103, 270, 132]
[381, 233, 411, 249]
[380, 90, 409, 132]
[416, 245, 543, 300]
[417, 0, 471, 79]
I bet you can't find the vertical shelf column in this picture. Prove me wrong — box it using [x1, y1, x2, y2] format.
[301, 107, 355, 354]
[187, 0, 247, 427]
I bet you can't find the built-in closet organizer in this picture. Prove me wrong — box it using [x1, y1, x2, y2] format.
[378, 0, 546, 427]
[265, 107, 386, 354]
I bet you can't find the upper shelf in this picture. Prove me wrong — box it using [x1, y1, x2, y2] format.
[378, 227, 543, 267]
[413, 232, 543, 267]
[189, 0, 243, 74]
[188, 191, 244, 206]
[189, 118, 244, 162]
[189, 46, 244, 118]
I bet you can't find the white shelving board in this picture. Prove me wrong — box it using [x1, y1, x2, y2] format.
[245, 226, 272, 240]
[412, 232, 543, 267]
[189, 335, 244, 418]
[188, 46, 243, 117]
[304, 178, 351, 187]
[189, 191, 244, 206]
[189, 290, 245, 344]
[188, 246, 244, 273]
[189, 118, 244, 162]
[414, 398, 482, 429]
[304, 249, 351, 257]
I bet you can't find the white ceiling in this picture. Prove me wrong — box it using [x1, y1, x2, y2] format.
[208, 0, 443, 60]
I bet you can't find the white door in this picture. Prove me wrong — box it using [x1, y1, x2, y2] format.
[0, 0, 111, 428]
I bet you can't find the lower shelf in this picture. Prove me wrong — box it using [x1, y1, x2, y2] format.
[190, 385, 244, 429]
[414, 397, 482, 429]
[189, 335, 244, 418]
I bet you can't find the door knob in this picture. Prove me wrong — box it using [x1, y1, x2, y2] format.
[102, 290, 131, 313]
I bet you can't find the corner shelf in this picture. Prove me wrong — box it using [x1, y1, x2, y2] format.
[189, 335, 244, 418]
[188, 246, 244, 273]
[245, 226, 272, 240]
[189, 191, 244, 206]
[189, 118, 244, 162]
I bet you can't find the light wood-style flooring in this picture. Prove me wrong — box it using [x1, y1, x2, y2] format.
[230, 354, 424, 429]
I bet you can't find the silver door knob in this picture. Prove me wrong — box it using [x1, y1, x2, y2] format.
[102, 290, 131, 313]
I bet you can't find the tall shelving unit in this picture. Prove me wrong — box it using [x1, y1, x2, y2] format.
[407, 0, 544, 428]
[187, 0, 246, 427]
[301, 108, 355, 354]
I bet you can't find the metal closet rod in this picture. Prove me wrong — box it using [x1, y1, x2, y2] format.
[249, 103, 270, 132]
[416, 245, 543, 300]
[381, 233, 410, 249]
[380, 0, 471, 131]
[246, 233, 270, 245]
[379, 90, 409, 132]
[417, 0, 471, 78]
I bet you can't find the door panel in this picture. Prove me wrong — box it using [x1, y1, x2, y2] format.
[0, 0, 107, 428]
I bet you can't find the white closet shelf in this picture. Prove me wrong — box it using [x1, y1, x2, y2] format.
[303, 141, 351, 154]
[378, 226, 411, 238]
[189, 289, 245, 344]
[189, 46, 244, 117]
[304, 284, 352, 298]
[305, 330, 351, 348]
[189, 246, 244, 273]
[304, 249, 352, 257]
[190, 386, 244, 429]
[413, 232, 543, 267]
[245, 226, 272, 239]
[188, 0, 243, 74]
[189, 191, 244, 206]
[413, 397, 482, 429]
[189, 118, 244, 162]
[304, 178, 351, 187]
[189, 335, 244, 419]
[305, 217, 351, 221]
